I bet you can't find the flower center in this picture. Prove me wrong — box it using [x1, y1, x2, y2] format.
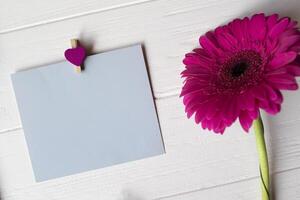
[213, 50, 264, 95]
[231, 61, 249, 77]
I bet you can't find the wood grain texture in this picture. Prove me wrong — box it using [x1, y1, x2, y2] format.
[158, 168, 300, 200]
[1, 0, 300, 199]
[0, 0, 156, 33]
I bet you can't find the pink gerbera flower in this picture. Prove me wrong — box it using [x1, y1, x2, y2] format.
[181, 13, 300, 134]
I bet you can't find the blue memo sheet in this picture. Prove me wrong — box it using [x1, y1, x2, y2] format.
[11, 44, 165, 182]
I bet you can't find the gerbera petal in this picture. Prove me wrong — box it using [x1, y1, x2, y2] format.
[290, 43, 300, 52]
[183, 53, 203, 66]
[184, 50, 215, 69]
[270, 82, 298, 90]
[248, 109, 259, 120]
[269, 51, 297, 69]
[266, 67, 287, 76]
[199, 32, 222, 57]
[210, 117, 225, 134]
[263, 83, 280, 101]
[267, 14, 279, 31]
[183, 92, 210, 107]
[267, 74, 297, 84]
[265, 102, 281, 115]
[273, 90, 283, 104]
[218, 119, 228, 134]
[229, 19, 244, 41]
[252, 86, 268, 103]
[250, 13, 266, 41]
[180, 84, 206, 97]
[223, 97, 239, 123]
[277, 35, 300, 53]
[215, 26, 238, 51]
[269, 17, 290, 39]
[267, 74, 298, 90]
[192, 97, 219, 122]
[195, 106, 208, 123]
[199, 33, 222, 59]
[240, 17, 250, 43]
[181, 68, 211, 77]
[193, 48, 213, 59]
[239, 111, 254, 132]
[288, 19, 298, 29]
[279, 28, 299, 38]
[201, 118, 208, 128]
[286, 64, 300, 76]
[215, 125, 226, 134]
[239, 92, 256, 110]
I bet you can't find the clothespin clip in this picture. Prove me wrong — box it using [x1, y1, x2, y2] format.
[64, 39, 86, 73]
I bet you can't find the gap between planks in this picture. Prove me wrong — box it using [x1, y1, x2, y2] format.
[0, 127, 22, 135]
[0, 0, 159, 34]
[153, 166, 300, 200]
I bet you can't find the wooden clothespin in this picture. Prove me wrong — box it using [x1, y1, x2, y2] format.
[64, 39, 86, 73]
[71, 39, 82, 73]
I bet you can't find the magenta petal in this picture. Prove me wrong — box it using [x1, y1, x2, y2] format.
[250, 13, 266, 41]
[215, 121, 226, 134]
[215, 27, 238, 51]
[288, 19, 298, 29]
[239, 92, 256, 110]
[184, 51, 215, 69]
[205, 100, 220, 119]
[269, 17, 290, 39]
[273, 90, 283, 104]
[223, 97, 239, 123]
[248, 109, 259, 120]
[183, 53, 202, 66]
[239, 111, 254, 132]
[265, 102, 281, 115]
[267, 74, 298, 90]
[267, 14, 279, 31]
[267, 74, 297, 84]
[201, 118, 208, 129]
[269, 51, 297, 69]
[199, 32, 222, 57]
[287, 65, 300, 76]
[277, 35, 300, 53]
[252, 86, 268, 104]
[262, 84, 278, 101]
[229, 19, 244, 40]
[241, 17, 250, 36]
[271, 82, 298, 90]
[195, 108, 206, 124]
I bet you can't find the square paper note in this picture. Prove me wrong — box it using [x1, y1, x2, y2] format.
[12, 45, 165, 182]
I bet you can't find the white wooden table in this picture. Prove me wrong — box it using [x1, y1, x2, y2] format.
[1, 0, 300, 199]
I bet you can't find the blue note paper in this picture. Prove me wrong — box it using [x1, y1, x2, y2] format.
[11, 45, 165, 182]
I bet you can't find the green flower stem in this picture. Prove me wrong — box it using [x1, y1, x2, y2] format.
[253, 113, 270, 200]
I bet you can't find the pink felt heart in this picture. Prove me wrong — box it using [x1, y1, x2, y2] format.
[64, 47, 86, 66]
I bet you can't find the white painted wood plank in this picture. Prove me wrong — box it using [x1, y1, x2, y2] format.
[0, 94, 300, 200]
[0, 79, 21, 132]
[156, 168, 300, 200]
[0, 0, 155, 33]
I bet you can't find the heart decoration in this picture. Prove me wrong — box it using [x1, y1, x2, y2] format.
[64, 47, 86, 66]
